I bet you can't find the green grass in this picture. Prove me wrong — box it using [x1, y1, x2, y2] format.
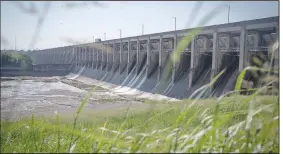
[1, 95, 278, 153]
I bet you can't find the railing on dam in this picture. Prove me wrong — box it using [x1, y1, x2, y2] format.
[25, 16, 279, 99]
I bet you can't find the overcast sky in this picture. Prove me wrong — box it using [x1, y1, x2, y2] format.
[1, 1, 279, 50]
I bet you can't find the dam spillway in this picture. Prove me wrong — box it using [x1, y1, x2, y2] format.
[25, 16, 279, 99]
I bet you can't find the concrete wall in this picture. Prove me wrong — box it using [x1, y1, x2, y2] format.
[25, 16, 279, 99]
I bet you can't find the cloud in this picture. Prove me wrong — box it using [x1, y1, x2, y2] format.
[64, 2, 108, 9]
[10, 1, 39, 16]
[0, 36, 14, 50]
[1, 36, 10, 46]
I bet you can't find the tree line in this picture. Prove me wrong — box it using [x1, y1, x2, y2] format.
[1, 52, 33, 70]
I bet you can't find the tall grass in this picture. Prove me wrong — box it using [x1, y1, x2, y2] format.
[0, 95, 278, 153]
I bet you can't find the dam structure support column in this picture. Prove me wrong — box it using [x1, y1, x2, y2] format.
[84, 47, 86, 67]
[100, 43, 103, 71]
[57, 48, 60, 65]
[239, 22, 247, 71]
[188, 37, 197, 88]
[88, 47, 91, 68]
[77, 48, 79, 66]
[72, 46, 76, 65]
[51, 50, 54, 64]
[58, 48, 61, 65]
[61, 48, 64, 65]
[158, 36, 163, 81]
[81, 47, 85, 67]
[54, 48, 58, 64]
[64, 47, 68, 65]
[172, 34, 177, 84]
[85, 47, 88, 67]
[90, 46, 93, 68]
[85, 47, 87, 67]
[53, 49, 56, 64]
[83, 46, 85, 66]
[57, 49, 59, 65]
[92, 47, 94, 69]
[76, 47, 79, 66]
[119, 40, 122, 74]
[95, 46, 98, 69]
[211, 30, 220, 81]
[81, 47, 83, 66]
[66, 47, 68, 65]
[93, 46, 98, 70]
[111, 41, 115, 72]
[106, 43, 109, 71]
[96, 47, 99, 70]
[127, 40, 131, 74]
[68, 47, 71, 65]
[98, 46, 101, 69]
[88, 46, 91, 68]
[60, 48, 64, 65]
[75, 47, 78, 66]
[54, 49, 57, 64]
[62, 48, 66, 65]
[86, 46, 88, 67]
[71, 46, 74, 64]
[64, 47, 67, 64]
[108, 43, 114, 71]
[56, 48, 60, 65]
[56, 48, 59, 65]
[55, 49, 58, 65]
[146, 37, 151, 77]
[136, 39, 140, 75]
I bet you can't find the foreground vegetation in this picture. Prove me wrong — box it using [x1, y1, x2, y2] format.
[1, 94, 278, 153]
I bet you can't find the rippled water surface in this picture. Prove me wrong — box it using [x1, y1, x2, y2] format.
[1, 77, 145, 121]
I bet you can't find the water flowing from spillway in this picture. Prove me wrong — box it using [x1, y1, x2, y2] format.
[211, 53, 239, 96]
[68, 66, 85, 80]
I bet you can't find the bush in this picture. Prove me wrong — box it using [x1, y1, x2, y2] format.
[1, 52, 33, 70]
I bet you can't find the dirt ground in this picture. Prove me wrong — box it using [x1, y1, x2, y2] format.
[1, 76, 149, 121]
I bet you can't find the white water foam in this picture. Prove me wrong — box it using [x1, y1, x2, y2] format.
[68, 66, 85, 80]
[128, 66, 146, 88]
[66, 66, 181, 102]
[123, 74, 137, 88]
[116, 66, 147, 95]
[120, 66, 136, 86]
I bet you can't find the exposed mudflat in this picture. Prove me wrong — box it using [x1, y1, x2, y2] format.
[1, 76, 147, 121]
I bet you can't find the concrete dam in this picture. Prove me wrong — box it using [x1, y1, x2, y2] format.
[25, 16, 279, 99]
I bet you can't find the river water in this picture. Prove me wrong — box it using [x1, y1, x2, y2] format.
[1, 77, 145, 121]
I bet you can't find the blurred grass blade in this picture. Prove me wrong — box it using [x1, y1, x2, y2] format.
[68, 86, 97, 152]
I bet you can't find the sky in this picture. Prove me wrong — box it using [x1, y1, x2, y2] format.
[1, 1, 279, 50]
